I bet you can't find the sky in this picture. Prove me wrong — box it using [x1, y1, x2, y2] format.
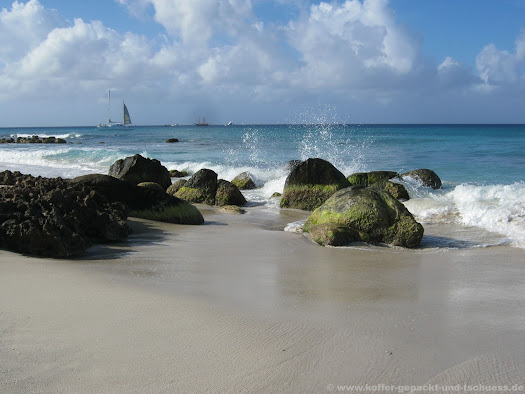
[1, 0, 525, 126]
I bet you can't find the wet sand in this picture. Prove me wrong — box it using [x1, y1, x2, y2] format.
[1, 206, 525, 392]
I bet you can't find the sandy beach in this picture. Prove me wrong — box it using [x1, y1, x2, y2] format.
[1, 206, 525, 393]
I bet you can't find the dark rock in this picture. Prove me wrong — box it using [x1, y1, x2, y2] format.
[108, 154, 171, 190]
[0, 136, 67, 144]
[347, 171, 398, 186]
[166, 179, 187, 195]
[373, 180, 410, 201]
[401, 169, 442, 189]
[304, 186, 424, 248]
[175, 169, 218, 205]
[169, 169, 188, 178]
[280, 158, 350, 211]
[137, 182, 165, 192]
[285, 160, 302, 172]
[0, 171, 130, 258]
[166, 138, 179, 143]
[215, 180, 246, 206]
[231, 171, 256, 190]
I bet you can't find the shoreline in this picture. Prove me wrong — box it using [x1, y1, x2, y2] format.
[2, 206, 525, 392]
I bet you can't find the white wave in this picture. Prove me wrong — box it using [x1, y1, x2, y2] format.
[404, 182, 525, 249]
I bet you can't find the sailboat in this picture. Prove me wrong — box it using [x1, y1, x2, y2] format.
[97, 90, 133, 130]
[194, 116, 208, 126]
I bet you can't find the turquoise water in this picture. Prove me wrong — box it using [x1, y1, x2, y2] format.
[1, 124, 524, 249]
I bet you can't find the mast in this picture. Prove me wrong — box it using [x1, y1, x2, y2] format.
[107, 90, 111, 124]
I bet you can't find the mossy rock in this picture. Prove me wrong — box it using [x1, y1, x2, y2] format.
[401, 169, 442, 189]
[347, 171, 398, 186]
[308, 223, 360, 246]
[215, 180, 246, 207]
[271, 192, 282, 198]
[280, 158, 350, 211]
[130, 201, 203, 224]
[166, 179, 187, 195]
[219, 205, 246, 214]
[137, 182, 165, 192]
[174, 169, 217, 205]
[373, 180, 410, 201]
[304, 186, 423, 248]
[169, 169, 188, 178]
[231, 171, 256, 190]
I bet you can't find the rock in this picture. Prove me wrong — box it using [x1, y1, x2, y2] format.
[347, 171, 398, 186]
[219, 205, 246, 214]
[271, 192, 282, 198]
[308, 223, 360, 246]
[401, 169, 442, 189]
[304, 186, 424, 248]
[231, 171, 256, 190]
[0, 136, 67, 144]
[175, 169, 218, 205]
[166, 179, 187, 195]
[215, 180, 246, 206]
[137, 182, 165, 192]
[169, 169, 188, 178]
[166, 138, 179, 143]
[373, 180, 410, 201]
[0, 171, 130, 258]
[70, 174, 203, 225]
[280, 158, 350, 211]
[108, 154, 171, 190]
[285, 160, 302, 172]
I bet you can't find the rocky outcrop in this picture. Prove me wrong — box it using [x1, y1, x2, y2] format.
[304, 185, 424, 248]
[71, 174, 203, 225]
[0, 135, 67, 144]
[231, 172, 256, 190]
[280, 158, 350, 211]
[108, 154, 171, 190]
[165, 138, 179, 143]
[215, 180, 247, 206]
[0, 171, 129, 258]
[401, 169, 442, 189]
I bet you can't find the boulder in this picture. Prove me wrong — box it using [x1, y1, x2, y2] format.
[347, 171, 398, 186]
[373, 180, 410, 201]
[215, 180, 246, 207]
[271, 192, 282, 198]
[401, 169, 442, 189]
[166, 179, 187, 195]
[280, 158, 350, 211]
[175, 169, 218, 205]
[108, 154, 171, 190]
[285, 160, 302, 172]
[231, 171, 256, 190]
[166, 138, 179, 143]
[219, 205, 246, 214]
[304, 186, 424, 248]
[70, 174, 203, 225]
[169, 169, 188, 178]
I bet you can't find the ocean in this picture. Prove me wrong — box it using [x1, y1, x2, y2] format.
[1, 123, 524, 250]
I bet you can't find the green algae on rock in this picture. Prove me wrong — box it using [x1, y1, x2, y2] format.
[304, 186, 423, 248]
[280, 158, 350, 211]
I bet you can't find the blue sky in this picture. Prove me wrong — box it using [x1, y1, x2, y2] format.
[1, 0, 525, 126]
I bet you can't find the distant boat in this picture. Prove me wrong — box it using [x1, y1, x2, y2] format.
[194, 116, 208, 126]
[225, 121, 233, 126]
[97, 90, 133, 130]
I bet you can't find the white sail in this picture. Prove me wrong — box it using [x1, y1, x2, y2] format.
[123, 103, 131, 125]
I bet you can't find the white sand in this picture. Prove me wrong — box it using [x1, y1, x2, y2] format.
[1, 208, 525, 393]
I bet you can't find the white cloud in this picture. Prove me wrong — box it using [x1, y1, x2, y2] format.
[476, 30, 525, 85]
